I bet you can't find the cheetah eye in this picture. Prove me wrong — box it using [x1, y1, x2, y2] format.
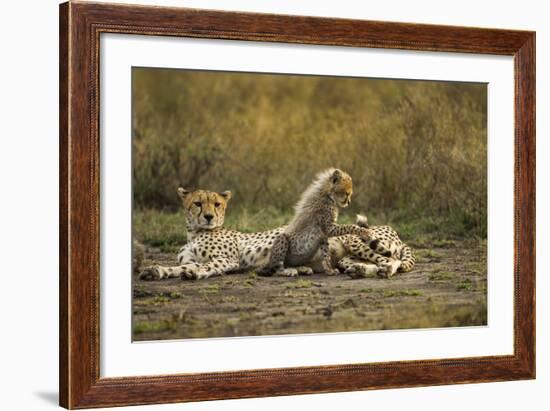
[214, 202, 221, 208]
[193, 201, 202, 207]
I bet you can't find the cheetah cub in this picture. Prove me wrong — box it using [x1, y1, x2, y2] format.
[259, 168, 372, 276]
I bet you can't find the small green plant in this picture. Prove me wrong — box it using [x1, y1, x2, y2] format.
[399, 289, 423, 297]
[203, 283, 220, 293]
[382, 289, 422, 298]
[456, 279, 473, 291]
[133, 320, 174, 335]
[152, 295, 170, 305]
[432, 239, 457, 248]
[284, 279, 313, 289]
[244, 279, 256, 287]
[429, 272, 455, 281]
[416, 250, 442, 259]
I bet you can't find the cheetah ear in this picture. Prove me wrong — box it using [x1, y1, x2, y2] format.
[331, 169, 342, 184]
[219, 191, 232, 201]
[177, 187, 190, 199]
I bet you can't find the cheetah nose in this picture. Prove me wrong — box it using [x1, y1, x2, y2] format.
[204, 214, 214, 222]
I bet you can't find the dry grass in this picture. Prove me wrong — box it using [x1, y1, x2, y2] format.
[132, 68, 487, 239]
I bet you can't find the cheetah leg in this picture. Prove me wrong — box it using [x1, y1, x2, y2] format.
[258, 232, 290, 276]
[350, 244, 401, 278]
[320, 241, 340, 276]
[398, 244, 416, 272]
[180, 258, 241, 280]
[375, 257, 402, 278]
[338, 256, 378, 279]
[139, 264, 186, 281]
[139, 246, 197, 281]
[139, 262, 208, 281]
[295, 266, 314, 276]
[325, 223, 373, 242]
[276, 267, 300, 277]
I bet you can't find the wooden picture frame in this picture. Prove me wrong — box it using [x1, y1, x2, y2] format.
[59, 1, 535, 408]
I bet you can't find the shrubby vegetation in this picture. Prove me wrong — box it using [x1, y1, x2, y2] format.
[133, 68, 487, 243]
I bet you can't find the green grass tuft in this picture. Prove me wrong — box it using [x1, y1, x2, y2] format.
[284, 279, 313, 289]
[133, 320, 174, 335]
[134, 208, 487, 250]
[429, 272, 455, 281]
[382, 289, 423, 298]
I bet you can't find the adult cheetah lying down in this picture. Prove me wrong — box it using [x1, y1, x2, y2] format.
[139, 187, 414, 281]
[139, 188, 311, 280]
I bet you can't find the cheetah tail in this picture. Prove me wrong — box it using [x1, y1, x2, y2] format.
[355, 214, 369, 228]
[399, 244, 416, 272]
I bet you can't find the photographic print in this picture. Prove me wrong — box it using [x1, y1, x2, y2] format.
[59, 4, 535, 406]
[132, 67, 488, 341]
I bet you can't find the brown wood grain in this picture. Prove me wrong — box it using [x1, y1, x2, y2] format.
[59, 1, 535, 408]
[59, 2, 69, 407]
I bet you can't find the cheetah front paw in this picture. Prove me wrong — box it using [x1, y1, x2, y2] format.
[139, 265, 163, 281]
[325, 267, 341, 276]
[296, 266, 314, 276]
[278, 268, 299, 277]
[377, 261, 399, 278]
[376, 264, 390, 278]
[347, 263, 378, 279]
[180, 265, 202, 280]
[321, 261, 340, 276]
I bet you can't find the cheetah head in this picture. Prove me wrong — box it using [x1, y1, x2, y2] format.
[329, 169, 353, 208]
[177, 188, 231, 231]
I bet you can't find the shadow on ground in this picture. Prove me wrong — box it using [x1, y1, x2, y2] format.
[34, 391, 58, 406]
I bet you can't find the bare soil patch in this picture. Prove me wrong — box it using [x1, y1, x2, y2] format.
[133, 241, 486, 341]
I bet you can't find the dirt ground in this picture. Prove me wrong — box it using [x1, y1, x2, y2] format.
[133, 241, 487, 341]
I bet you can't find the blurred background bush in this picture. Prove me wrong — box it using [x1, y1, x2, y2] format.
[132, 68, 486, 247]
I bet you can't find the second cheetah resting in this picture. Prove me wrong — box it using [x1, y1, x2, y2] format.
[318, 214, 416, 278]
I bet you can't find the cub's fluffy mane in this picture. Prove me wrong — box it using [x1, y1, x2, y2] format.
[294, 168, 340, 214]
